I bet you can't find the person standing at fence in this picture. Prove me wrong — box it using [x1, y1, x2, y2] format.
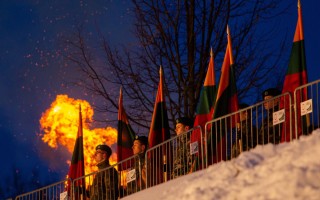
[126, 136, 148, 195]
[259, 88, 282, 145]
[171, 117, 194, 179]
[89, 144, 119, 200]
[232, 103, 257, 157]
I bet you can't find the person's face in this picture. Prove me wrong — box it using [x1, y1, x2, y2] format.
[94, 150, 107, 163]
[240, 110, 248, 122]
[132, 140, 145, 155]
[175, 123, 189, 136]
[263, 95, 279, 110]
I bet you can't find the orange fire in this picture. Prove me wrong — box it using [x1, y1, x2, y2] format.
[39, 94, 118, 176]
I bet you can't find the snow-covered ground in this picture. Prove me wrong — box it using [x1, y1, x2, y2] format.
[124, 129, 320, 200]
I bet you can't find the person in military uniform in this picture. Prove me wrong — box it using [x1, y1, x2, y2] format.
[232, 103, 257, 157]
[259, 88, 282, 145]
[126, 136, 148, 195]
[89, 144, 119, 200]
[171, 117, 194, 179]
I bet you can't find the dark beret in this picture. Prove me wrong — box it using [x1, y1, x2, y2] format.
[262, 88, 281, 98]
[175, 117, 194, 128]
[96, 144, 112, 156]
[134, 136, 148, 147]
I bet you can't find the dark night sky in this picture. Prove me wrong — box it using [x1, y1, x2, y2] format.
[0, 0, 319, 197]
[0, 0, 133, 196]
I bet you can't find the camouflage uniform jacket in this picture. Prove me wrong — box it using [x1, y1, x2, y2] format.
[232, 121, 257, 157]
[90, 160, 119, 200]
[126, 153, 146, 195]
[171, 135, 192, 178]
[259, 106, 281, 145]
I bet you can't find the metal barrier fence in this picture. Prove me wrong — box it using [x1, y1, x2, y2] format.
[205, 92, 292, 164]
[14, 80, 320, 199]
[71, 163, 119, 200]
[145, 125, 204, 187]
[294, 79, 320, 136]
[15, 179, 68, 200]
[116, 154, 145, 198]
[70, 153, 146, 199]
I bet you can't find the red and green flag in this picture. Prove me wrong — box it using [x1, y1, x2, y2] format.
[117, 87, 136, 169]
[67, 105, 86, 197]
[148, 66, 171, 186]
[191, 48, 217, 170]
[213, 26, 239, 120]
[210, 26, 239, 163]
[192, 48, 217, 137]
[148, 66, 171, 148]
[281, 0, 308, 142]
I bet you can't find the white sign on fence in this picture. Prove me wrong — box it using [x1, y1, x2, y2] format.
[301, 99, 313, 116]
[126, 169, 136, 183]
[273, 109, 285, 125]
[60, 191, 68, 200]
[190, 141, 199, 155]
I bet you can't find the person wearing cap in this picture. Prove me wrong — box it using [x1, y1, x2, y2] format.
[126, 136, 148, 195]
[89, 144, 119, 200]
[232, 103, 257, 157]
[171, 117, 194, 179]
[259, 88, 282, 145]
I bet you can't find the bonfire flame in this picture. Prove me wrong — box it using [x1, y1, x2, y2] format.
[40, 94, 118, 176]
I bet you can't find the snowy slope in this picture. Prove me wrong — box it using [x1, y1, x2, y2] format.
[123, 129, 320, 200]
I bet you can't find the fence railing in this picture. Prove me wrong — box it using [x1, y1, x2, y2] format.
[145, 125, 205, 188]
[15, 179, 68, 200]
[14, 79, 320, 199]
[294, 79, 320, 136]
[71, 161, 119, 200]
[205, 92, 292, 165]
[116, 153, 145, 198]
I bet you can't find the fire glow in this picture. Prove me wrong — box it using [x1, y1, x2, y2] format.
[39, 94, 118, 175]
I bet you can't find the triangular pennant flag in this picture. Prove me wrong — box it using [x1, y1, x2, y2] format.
[67, 105, 86, 198]
[281, 0, 309, 142]
[148, 66, 171, 148]
[209, 26, 239, 163]
[117, 87, 136, 170]
[147, 66, 171, 186]
[191, 48, 217, 170]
